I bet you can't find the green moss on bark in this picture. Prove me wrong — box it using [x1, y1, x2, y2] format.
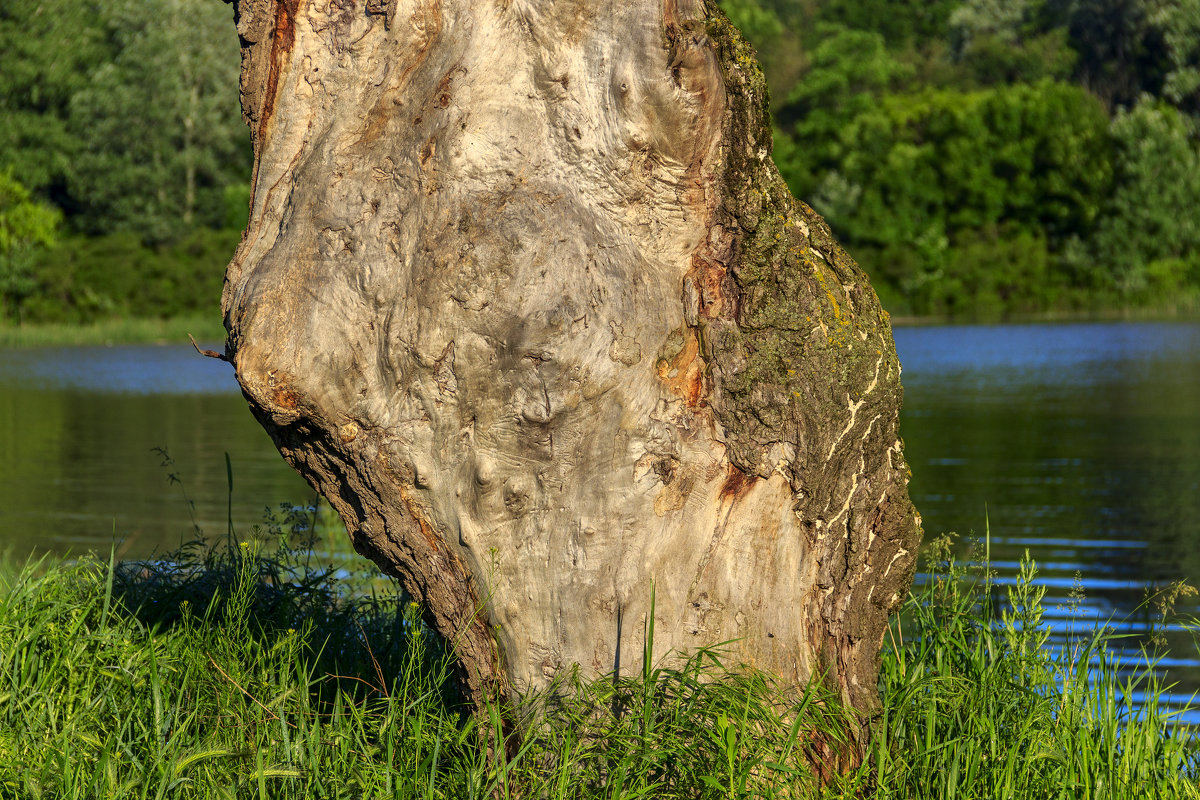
[700, 3, 906, 486]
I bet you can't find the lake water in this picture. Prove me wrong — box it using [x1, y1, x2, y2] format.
[898, 322, 1200, 705]
[0, 344, 311, 558]
[3, 322, 1200, 695]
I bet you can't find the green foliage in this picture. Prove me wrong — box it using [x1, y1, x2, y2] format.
[0, 170, 61, 320]
[0, 172, 59, 254]
[817, 0, 961, 48]
[1059, 0, 1176, 109]
[1078, 99, 1200, 297]
[1152, 0, 1200, 113]
[861, 227, 1064, 319]
[0, 0, 249, 327]
[0, 0, 250, 242]
[949, 0, 1078, 85]
[65, 0, 250, 242]
[774, 23, 909, 200]
[723, 0, 1200, 319]
[0, 0, 113, 198]
[12, 227, 238, 324]
[793, 80, 1112, 315]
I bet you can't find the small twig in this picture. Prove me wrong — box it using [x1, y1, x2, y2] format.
[208, 656, 284, 723]
[189, 333, 229, 362]
[322, 672, 387, 695]
[886, 619, 902, 663]
[357, 620, 390, 698]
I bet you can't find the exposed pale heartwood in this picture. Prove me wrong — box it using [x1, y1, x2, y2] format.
[222, 0, 922, 733]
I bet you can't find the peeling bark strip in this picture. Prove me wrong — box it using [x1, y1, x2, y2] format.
[222, 0, 922, 745]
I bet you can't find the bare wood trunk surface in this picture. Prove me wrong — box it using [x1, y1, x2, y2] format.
[222, 0, 922, 727]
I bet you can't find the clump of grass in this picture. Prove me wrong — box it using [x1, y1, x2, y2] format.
[870, 535, 1200, 799]
[498, 594, 855, 799]
[1, 523, 1198, 798]
[0, 538, 477, 798]
[0, 531, 843, 798]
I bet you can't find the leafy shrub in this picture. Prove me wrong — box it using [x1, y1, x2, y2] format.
[0, 169, 60, 320]
[19, 227, 238, 323]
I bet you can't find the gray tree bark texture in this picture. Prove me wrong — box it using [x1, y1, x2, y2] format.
[222, 0, 922, 732]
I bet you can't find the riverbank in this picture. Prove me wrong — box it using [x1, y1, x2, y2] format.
[1, 532, 1195, 798]
[7, 293, 1200, 347]
[3, 303, 1197, 348]
[0, 314, 226, 347]
[887, 302, 1200, 327]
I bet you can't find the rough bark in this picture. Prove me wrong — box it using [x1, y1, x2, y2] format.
[222, 0, 922, 736]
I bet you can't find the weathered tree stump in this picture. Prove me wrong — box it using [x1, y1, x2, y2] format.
[222, 0, 921, 737]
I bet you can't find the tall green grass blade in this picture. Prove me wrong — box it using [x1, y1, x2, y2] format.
[225, 451, 235, 541]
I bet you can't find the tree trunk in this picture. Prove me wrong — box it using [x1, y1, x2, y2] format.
[222, 0, 922, 738]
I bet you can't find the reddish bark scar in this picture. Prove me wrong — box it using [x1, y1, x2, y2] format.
[258, 0, 301, 143]
[394, 482, 442, 554]
[271, 386, 298, 410]
[718, 464, 756, 505]
[656, 328, 707, 408]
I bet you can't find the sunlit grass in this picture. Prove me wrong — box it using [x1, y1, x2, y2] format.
[871, 536, 1200, 799]
[0, 314, 226, 347]
[1, 522, 1197, 798]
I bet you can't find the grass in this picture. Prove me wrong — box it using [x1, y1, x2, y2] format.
[0, 314, 226, 347]
[1, 520, 1198, 798]
[874, 537, 1199, 799]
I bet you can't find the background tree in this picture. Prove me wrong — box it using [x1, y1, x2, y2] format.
[773, 23, 908, 202]
[948, 0, 1077, 85]
[1149, 0, 1200, 114]
[754, 0, 1200, 316]
[0, 0, 249, 324]
[789, 80, 1111, 315]
[1076, 99, 1200, 295]
[0, 0, 111, 210]
[67, 0, 249, 242]
[817, 0, 960, 48]
[1055, 0, 1172, 109]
